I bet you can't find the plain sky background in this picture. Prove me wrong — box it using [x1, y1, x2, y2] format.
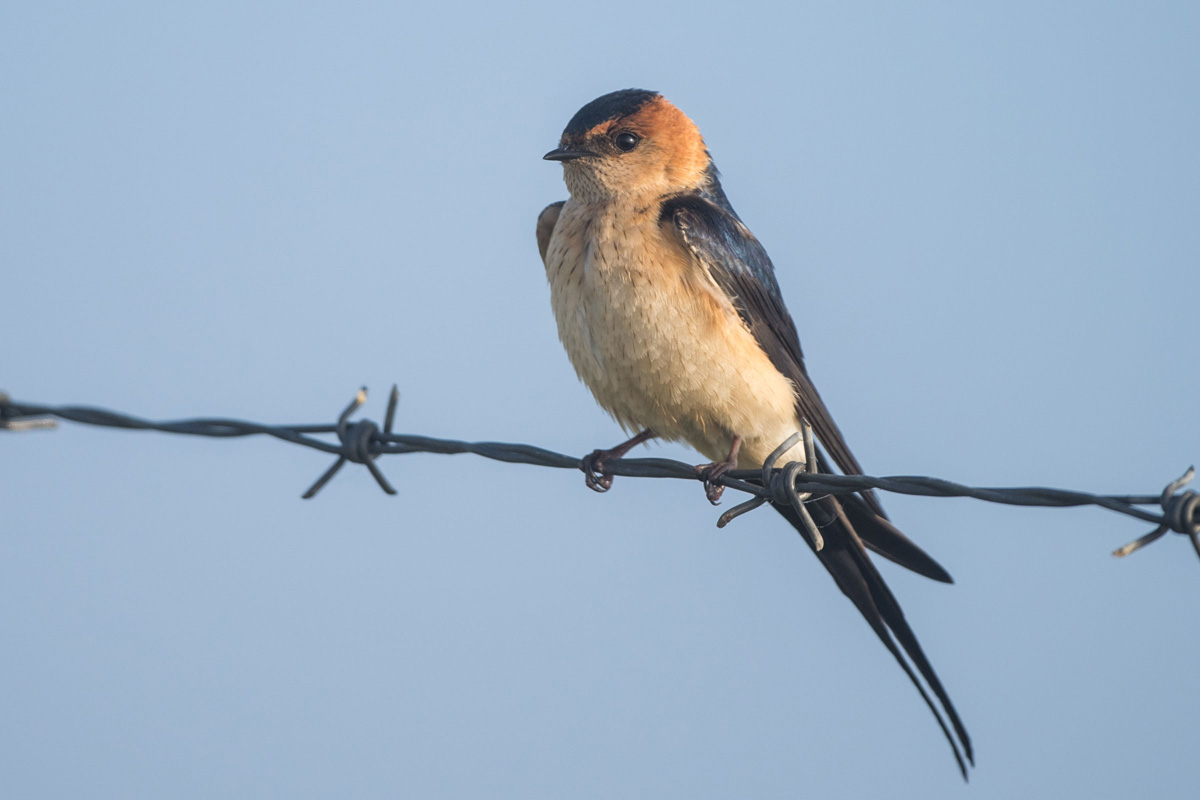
[3, 2, 1198, 798]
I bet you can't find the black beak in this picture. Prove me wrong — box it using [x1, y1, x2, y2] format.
[543, 147, 595, 162]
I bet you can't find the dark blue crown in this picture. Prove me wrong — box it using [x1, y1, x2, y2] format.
[562, 89, 660, 137]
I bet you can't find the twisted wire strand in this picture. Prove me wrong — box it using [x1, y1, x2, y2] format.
[3, 387, 1196, 561]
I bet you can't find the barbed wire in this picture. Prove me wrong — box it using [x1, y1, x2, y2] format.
[3, 386, 1197, 562]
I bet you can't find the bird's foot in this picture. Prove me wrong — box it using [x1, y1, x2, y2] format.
[695, 436, 742, 505]
[580, 429, 657, 493]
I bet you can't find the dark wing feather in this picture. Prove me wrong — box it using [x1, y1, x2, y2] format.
[537, 201, 565, 264]
[662, 193, 955, 579]
[661, 194, 884, 514]
[661, 192, 972, 774]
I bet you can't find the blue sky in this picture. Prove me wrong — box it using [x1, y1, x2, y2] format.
[3, 3, 1198, 797]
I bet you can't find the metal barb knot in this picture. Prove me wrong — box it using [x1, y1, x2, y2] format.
[302, 386, 400, 499]
[339, 420, 379, 464]
[1163, 490, 1200, 537]
[716, 422, 826, 551]
[1112, 467, 1200, 560]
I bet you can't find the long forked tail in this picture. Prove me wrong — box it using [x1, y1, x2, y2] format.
[776, 499, 974, 779]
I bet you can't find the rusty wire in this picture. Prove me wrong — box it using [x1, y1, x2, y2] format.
[2, 387, 1197, 561]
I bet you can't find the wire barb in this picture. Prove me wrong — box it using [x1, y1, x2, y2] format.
[1, 387, 1196, 563]
[301, 386, 400, 499]
[1111, 467, 1200, 560]
[716, 424, 826, 550]
[0, 391, 57, 431]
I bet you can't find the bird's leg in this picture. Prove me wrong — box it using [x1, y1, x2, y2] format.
[696, 435, 742, 505]
[581, 429, 657, 493]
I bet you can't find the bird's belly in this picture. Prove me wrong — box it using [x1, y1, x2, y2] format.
[545, 213, 802, 467]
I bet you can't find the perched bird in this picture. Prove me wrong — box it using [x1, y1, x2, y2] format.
[537, 89, 973, 777]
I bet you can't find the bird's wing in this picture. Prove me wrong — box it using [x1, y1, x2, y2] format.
[662, 192, 972, 774]
[661, 193, 879, 509]
[537, 201, 565, 264]
[661, 193, 952, 580]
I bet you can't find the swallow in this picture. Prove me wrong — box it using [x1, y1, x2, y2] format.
[537, 89, 973, 777]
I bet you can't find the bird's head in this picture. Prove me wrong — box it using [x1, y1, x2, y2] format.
[544, 89, 713, 203]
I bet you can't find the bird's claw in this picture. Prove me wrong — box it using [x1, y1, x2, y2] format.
[578, 429, 657, 494]
[696, 435, 742, 505]
[696, 460, 735, 505]
[582, 449, 615, 493]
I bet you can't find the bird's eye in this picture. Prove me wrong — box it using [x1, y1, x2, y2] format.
[614, 131, 640, 152]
